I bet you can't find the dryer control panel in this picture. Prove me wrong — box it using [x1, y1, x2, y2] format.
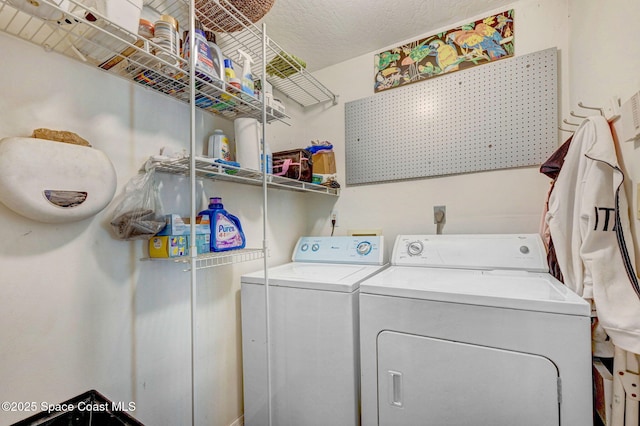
[293, 236, 385, 265]
[392, 234, 547, 272]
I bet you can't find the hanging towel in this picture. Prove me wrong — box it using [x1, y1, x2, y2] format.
[546, 115, 640, 355]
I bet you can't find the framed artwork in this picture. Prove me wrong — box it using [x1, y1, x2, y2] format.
[374, 9, 514, 93]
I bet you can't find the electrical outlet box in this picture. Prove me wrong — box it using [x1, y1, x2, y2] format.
[433, 205, 446, 224]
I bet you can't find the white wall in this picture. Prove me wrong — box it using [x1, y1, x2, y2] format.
[568, 0, 640, 265]
[0, 33, 310, 425]
[286, 0, 571, 259]
[6, 0, 634, 424]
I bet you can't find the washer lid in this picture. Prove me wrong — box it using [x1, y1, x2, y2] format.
[242, 262, 388, 292]
[360, 266, 590, 316]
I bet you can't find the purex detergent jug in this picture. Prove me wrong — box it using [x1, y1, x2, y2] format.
[198, 197, 246, 252]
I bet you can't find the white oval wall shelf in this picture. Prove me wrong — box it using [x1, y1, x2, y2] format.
[0, 137, 116, 223]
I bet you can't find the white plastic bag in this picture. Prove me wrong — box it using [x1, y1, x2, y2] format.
[109, 165, 165, 240]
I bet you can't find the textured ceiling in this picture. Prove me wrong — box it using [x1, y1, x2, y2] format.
[259, 0, 515, 71]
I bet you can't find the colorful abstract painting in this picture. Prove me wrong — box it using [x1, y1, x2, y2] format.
[374, 10, 514, 93]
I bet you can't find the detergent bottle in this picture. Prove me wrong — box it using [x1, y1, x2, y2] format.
[224, 58, 236, 82]
[262, 137, 273, 174]
[204, 31, 225, 83]
[207, 129, 231, 160]
[198, 197, 246, 252]
[182, 19, 215, 81]
[236, 49, 255, 97]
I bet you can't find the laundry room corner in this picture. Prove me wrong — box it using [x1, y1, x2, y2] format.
[2, 0, 639, 424]
[298, 0, 571, 245]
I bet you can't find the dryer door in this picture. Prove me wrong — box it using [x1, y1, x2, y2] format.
[377, 331, 560, 426]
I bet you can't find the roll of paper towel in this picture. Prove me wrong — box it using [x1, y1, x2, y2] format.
[234, 117, 261, 171]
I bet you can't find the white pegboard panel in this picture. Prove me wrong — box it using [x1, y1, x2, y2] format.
[345, 47, 558, 186]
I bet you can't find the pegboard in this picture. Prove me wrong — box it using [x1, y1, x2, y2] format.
[345, 47, 558, 186]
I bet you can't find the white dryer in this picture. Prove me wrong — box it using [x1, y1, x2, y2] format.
[241, 236, 386, 426]
[359, 234, 592, 426]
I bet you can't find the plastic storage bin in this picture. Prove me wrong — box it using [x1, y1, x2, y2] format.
[272, 149, 313, 182]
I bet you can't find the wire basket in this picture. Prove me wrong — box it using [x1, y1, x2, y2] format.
[267, 51, 307, 78]
[195, 0, 276, 32]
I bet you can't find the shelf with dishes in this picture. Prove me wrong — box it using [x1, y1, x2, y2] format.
[0, 0, 336, 120]
[153, 155, 340, 196]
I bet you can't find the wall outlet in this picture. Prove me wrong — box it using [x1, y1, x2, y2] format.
[331, 210, 339, 227]
[433, 205, 446, 224]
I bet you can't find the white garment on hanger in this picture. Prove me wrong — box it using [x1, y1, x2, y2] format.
[547, 115, 640, 355]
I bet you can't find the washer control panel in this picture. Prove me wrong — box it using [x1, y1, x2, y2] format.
[293, 236, 384, 265]
[407, 240, 424, 256]
[392, 234, 548, 272]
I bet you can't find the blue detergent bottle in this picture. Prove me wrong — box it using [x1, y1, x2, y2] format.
[198, 197, 246, 252]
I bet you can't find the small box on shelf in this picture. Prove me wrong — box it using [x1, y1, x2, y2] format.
[148, 214, 211, 258]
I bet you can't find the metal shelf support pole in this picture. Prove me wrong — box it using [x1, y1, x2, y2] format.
[188, 1, 197, 424]
[262, 22, 273, 426]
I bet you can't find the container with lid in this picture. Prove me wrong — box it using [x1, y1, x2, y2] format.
[138, 19, 154, 40]
[182, 19, 215, 81]
[198, 197, 246, 252]
[154, 14, 180, 67]
[224, 58, 236, 81]
[207, 130, 231, 161]
[204, 31, 225, 83]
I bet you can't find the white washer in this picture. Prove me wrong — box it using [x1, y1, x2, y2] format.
[359, 234, 592, 426]
[241, 236, 386, 426]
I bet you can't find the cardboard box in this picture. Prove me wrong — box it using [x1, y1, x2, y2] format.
[155, 214, 210, 236]
[593, 359, 613, 425]
[149, 235, 189, 258]
[312, 150, 336, 174]
[148, 214, 211, 258]
[312, 173, 336, 184]
[192, 234, 211, 255]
